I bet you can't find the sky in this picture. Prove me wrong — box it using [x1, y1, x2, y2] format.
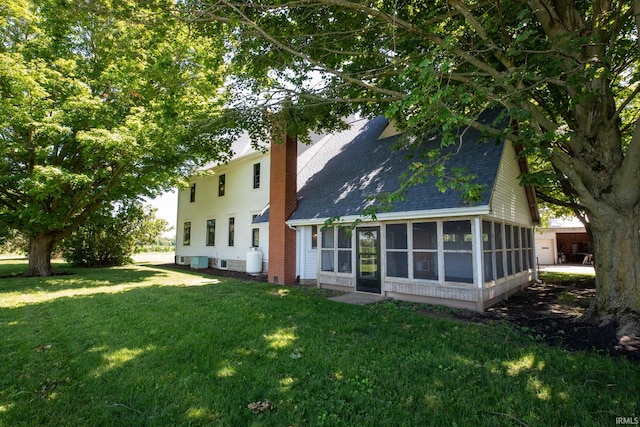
[146, 190, 178, 237]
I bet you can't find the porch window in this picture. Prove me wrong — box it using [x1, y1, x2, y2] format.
[514, 226, 522, 273]
[495, 222, 505, 279]
[321, 227, 335, 271]
[321, 227, 352, 273]
[386, 223, 408, 278]
[506, 225, 514, 276]
[183, 222, 191, 246]
[443, 220, 473, 283]
[524, 228, 533, 270]
[206, 219, 215, 246]
[413, 222, 438, 280]
[482, 220, 494, 282]
[337, 228, 352, 273]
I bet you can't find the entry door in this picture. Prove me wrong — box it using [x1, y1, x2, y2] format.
[356, 227, 381, 294]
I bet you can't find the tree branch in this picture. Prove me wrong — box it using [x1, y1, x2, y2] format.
[448, 0, 514, 70]
[549, 148, 598, 210]
[218, 0, 405, 99]
[614, 118, 640, 206]
[614, 84, 640, 125]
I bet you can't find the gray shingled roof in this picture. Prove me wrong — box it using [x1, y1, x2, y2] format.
[255, 111, 506, 224]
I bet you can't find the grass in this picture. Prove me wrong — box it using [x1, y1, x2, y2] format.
[1, 260, 638, 426]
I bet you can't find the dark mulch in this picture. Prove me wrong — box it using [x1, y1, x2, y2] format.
[157, 263, 639, 363]
[418, 276, 639, 363]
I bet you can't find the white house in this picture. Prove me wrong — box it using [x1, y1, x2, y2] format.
[175, 111, 540, 312]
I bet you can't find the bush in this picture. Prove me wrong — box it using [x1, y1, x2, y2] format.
[0, 228, 28, 255]
[61, 201, 168, 267]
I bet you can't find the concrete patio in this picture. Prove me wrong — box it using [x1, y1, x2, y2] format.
[328, 292, 391, 306]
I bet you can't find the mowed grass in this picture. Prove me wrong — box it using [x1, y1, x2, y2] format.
[1, 260, 638, 426]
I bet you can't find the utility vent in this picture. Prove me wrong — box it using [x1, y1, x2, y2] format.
[219, 259, 228, 270]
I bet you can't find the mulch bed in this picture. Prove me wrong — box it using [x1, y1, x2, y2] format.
[157, 263, 639, 363]
[418, 277, 640, 363]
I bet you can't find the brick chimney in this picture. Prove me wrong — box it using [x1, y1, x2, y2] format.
[268, 124, 297, 285]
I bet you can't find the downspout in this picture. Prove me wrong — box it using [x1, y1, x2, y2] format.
[532, 225, 542, 284]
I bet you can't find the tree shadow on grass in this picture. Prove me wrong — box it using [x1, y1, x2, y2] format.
[0, 264, 224, 309]
[1, 279, 639, 426]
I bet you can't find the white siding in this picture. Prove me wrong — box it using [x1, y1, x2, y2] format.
[489, 140, 533, 225]
[175, 152, 270, 271]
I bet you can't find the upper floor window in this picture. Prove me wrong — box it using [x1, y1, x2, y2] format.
[190, 184, 196, 202]
[218, 174, 226, 196]
[253, 163, 261, 189]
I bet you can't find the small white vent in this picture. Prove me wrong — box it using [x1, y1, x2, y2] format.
[219, 259, 228, 270]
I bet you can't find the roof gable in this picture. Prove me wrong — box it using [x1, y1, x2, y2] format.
[288, 114, 505, 222]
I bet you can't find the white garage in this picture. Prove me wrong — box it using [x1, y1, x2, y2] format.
[535, 238, 556, 265]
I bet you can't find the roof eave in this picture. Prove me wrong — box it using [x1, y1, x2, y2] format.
[286, 205, 492, 227]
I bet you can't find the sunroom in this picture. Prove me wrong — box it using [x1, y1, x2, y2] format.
[314, 217, 534, 312]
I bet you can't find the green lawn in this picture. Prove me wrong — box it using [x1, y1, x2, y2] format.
[1, 260, 638, 426]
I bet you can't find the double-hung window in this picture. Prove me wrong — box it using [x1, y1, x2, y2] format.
[218, 174, 226, 196]
[321, 227, 335, 271]
[228, 217, 235, 246]
[206, 219, 215, 246]
[337, 228, 352, 273]
[321, 227, 352, 273]
[251, 215, 259, 247]
[311, 225, 318, 249]
[183, 222, 191, 246]
[253, 163, 261, 189]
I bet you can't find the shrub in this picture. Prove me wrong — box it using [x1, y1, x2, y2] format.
[61, 201, 167, 267]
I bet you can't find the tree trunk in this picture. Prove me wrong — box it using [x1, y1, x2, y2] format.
[26, 234, 58, 277]
[588, 206, 640, 338]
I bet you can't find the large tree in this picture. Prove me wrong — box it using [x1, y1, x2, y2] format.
[183, 1, 640, 332]
[0, 0, 229, 276]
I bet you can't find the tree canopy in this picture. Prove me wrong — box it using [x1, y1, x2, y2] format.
[0, 0, 229, 275]
[182, 1, 640, 329]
